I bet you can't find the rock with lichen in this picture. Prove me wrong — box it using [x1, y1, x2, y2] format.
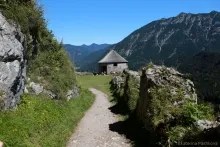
[136, 64, 197, 130]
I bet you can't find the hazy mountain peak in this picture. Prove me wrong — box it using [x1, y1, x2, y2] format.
[63, 43, 111, 65]
[210, 10, 218, 14]
[178, 12, 187, 16]
[82, 44, 87, 47]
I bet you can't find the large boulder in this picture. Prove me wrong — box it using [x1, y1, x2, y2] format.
[25, 81, 56, 99]
[29, 82, 44, 95]
[137, 65, 197, 130]
[0, 13, 26, 110]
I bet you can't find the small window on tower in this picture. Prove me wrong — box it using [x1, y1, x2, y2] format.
[114, 63, 118, 67]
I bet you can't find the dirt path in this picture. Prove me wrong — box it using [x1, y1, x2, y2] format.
[67, 88, 131, 147]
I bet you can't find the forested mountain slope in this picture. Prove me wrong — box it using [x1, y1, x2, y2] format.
[179, 52, 220, 104]
[110, 11, 220, 69]
[79, 11, 220, 71]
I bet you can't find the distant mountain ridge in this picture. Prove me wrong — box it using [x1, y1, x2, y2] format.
[110, 10, 220, 70]
[63, 43, 111, 66]
[80, 11, 220, 71]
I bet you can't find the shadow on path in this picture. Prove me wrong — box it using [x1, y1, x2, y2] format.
[108, 101, 129, 115]
[109, 112, 159, 147]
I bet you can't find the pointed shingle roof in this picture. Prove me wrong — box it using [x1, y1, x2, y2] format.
[98, 50, 128, 63]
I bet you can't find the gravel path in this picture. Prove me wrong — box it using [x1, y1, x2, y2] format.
[67, 88, 131, 147]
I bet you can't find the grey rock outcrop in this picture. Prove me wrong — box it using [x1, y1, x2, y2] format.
[25, 81, 79, 100]
[137, 64, 197, 129]
[29, 82, 44, 95]
[0, 12, 26, 110]
[123, 70, 140, 85]
[43, 89, 57, 99]
[195, 120, 220, 130]
[25, 81, 56, 99]
[66, 85, 80, 101]
[125, 70, 139, 77]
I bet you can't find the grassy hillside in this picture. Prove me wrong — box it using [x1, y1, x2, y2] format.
[0, 90, 94, 147]
[1, 0, 76, 99]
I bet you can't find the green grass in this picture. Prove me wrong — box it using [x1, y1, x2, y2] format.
[0, 90, 94, 147]
[78, 75, 112, 98]
[0, 1, 96, 146]
[77, 75, 129, 120]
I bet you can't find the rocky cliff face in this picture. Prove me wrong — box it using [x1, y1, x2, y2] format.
[0, 12, 26, 110]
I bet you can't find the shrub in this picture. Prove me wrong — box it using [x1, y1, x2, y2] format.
[110, 73, 140, 113]
[149, 87, 184, 127]
[181, 101, 215, 124]
[28, 49, 76, 99]
[126, 75, 139, 112]
[167, 125, 201, 145]
[110, 76, 125, 102]
[148, 86, 215, 145]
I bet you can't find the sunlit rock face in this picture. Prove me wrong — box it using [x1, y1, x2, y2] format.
[0, 12, 26, 110]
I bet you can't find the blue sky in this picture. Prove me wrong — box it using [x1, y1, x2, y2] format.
[39, 0, 220, 45]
